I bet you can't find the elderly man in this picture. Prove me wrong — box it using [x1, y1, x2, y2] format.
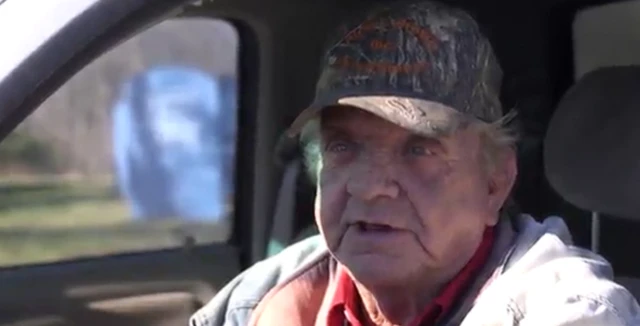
[190, 1, 640, 325]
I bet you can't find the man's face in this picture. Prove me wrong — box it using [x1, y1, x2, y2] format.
[315, 106, 515, 287]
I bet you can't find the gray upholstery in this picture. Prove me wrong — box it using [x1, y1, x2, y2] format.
[617, 277, 640, 298]
[544, 66, 640, 299]
[544, 66, 640, 221]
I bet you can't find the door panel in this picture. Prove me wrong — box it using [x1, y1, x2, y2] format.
[0, 246, 241, 325]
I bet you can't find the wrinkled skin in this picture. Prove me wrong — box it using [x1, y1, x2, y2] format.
[314, 106, 517, 324]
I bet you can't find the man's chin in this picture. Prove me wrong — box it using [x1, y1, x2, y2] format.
[339, 254, 415, 286]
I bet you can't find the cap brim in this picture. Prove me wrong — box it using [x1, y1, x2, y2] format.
[286, 95, 464, 138]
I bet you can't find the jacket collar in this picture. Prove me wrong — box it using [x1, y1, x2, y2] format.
[249, 216, 518, 326]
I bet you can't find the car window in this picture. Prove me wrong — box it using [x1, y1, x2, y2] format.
[573, 0, 640, 79]
[0, 18, 239, 267]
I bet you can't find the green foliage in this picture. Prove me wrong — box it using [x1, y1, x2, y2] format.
[0, 132, 58, 172]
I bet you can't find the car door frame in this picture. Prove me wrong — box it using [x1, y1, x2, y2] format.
[0, 0, 262, 323]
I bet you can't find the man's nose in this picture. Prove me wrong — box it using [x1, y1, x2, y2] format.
[346, 162, 400, 200]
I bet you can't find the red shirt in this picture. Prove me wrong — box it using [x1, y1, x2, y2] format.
[325, 227, 495, 326]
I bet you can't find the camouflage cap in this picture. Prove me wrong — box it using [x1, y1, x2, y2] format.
[287, 1, 503, 137]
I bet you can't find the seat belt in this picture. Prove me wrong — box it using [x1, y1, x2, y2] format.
[266, 133, 302, 256]
[267, 159, 300, 256]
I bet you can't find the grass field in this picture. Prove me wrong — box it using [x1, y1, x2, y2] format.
[0, 176, 231, 267]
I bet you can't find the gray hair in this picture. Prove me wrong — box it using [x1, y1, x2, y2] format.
[299, 110, 519, 183]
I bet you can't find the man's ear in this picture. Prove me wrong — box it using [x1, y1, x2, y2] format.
[487, 148, 518, 224]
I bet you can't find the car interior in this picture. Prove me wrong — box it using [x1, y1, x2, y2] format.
[544, 65, 640, 295]
[1, 0, 640, 325]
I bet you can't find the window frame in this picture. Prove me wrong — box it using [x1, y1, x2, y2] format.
[0, 0, 260, 269]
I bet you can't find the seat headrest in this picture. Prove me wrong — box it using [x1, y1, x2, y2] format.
[544, 66, 640, 220]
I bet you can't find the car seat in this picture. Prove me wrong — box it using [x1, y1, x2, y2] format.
[544, 65, 640, 299]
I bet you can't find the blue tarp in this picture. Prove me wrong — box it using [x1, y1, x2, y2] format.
[112, 65, 236, 222]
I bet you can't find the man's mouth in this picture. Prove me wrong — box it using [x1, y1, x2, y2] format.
[355, 221, 393, 232]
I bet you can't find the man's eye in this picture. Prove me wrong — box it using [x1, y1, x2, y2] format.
[408, 145, 434, 156]
[326, 140, 352, 152]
